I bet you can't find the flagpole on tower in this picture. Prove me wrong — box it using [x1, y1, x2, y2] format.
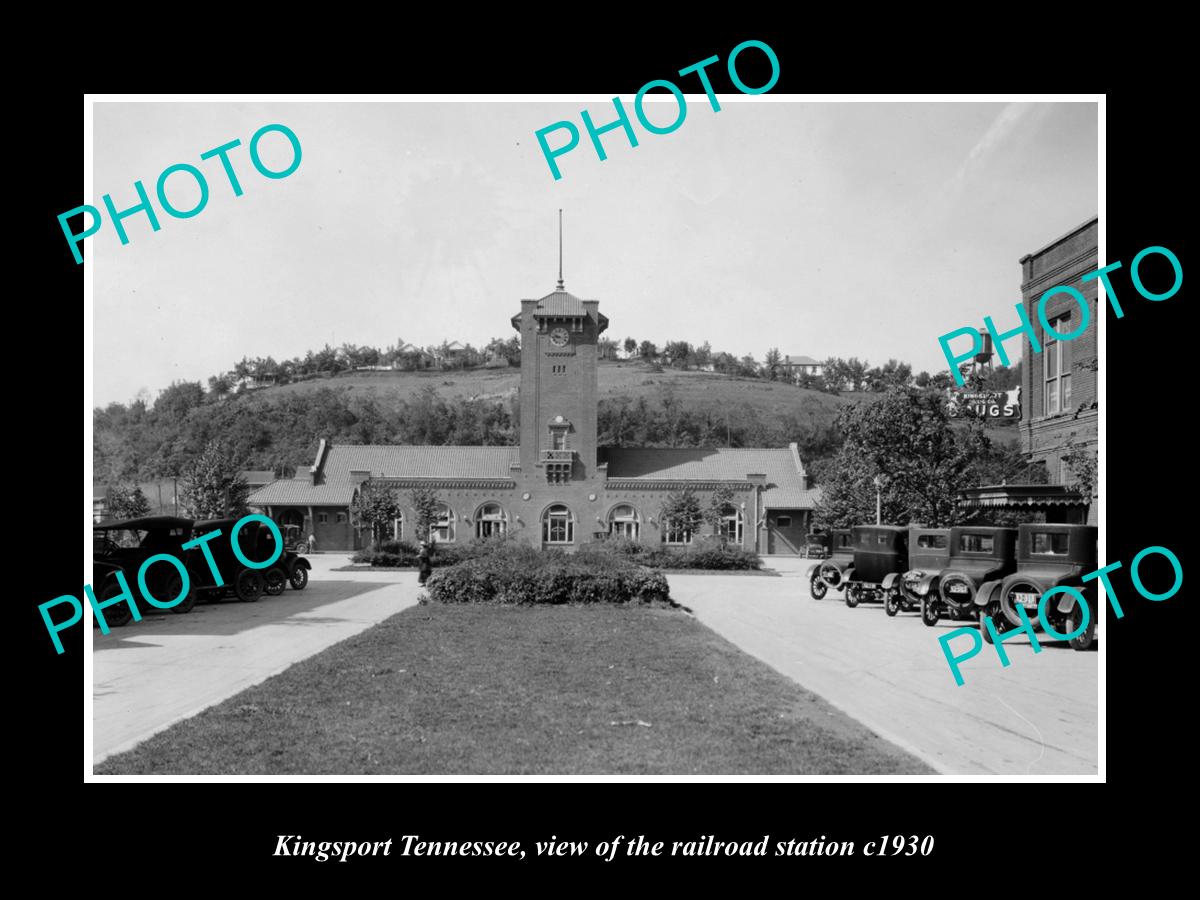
[556, 209, 564, 291]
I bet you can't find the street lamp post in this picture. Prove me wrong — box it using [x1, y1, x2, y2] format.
[873, 474, 886, 525]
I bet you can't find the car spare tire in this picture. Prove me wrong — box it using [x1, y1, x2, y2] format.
[819, 562, 844, 588]
[166, 573, 197, 614]
[997, 573, 1050, 630]
[938, 571, 977, 612]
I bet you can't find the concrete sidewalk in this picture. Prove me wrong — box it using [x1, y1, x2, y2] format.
[92, 555, 417, 766]
[676, 558, 1099, 774]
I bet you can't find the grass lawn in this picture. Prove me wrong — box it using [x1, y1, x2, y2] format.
[96, 604, 932, 775]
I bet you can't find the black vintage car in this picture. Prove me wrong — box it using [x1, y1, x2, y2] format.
[266, 542, 312, 594]
[975, 524, 1098, 651]
[92, 517, 200, 625]
[192, 517, 288, 603]
[921, 526, 1017, 627]
[895, 527, 952, 618]
[805, 529, 854, 600]
[843, 525, 909, 609]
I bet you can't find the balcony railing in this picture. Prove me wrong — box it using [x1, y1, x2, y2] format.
[541, 449, 575, 461]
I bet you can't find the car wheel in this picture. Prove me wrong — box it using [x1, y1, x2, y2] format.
[921, 597, 939, 627]
[997, 574, 1049, 630]
[981, 610, 1005, 644]
[1066, 604, 1096, 651]
[845, 585, 860, 608]
[166, 573, 196, 614]
[289, 566, 309, 590]
[810, 576, 827, 600]
[264, 568, 287, 597]
[884, 590, 900, 617]
[235, 569, 265, 603]
[94, 579, 133, 628]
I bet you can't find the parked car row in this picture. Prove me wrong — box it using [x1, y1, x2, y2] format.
[804, 523, 1098, 651]
[91, 515, 312, 628]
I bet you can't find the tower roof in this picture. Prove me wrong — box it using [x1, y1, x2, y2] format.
[512, 289, 609, 332]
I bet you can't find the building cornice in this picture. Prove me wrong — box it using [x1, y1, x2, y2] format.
[372, 478, 517, 490]
[1021, 248, 1099, 293]
[604, 479, 757, 491]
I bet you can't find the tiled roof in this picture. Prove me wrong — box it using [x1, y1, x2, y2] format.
[600, 447, 819, 508]
[247, 480, 358, 506]
[323, 445, 519, 480]
[531, 290, 591, 317]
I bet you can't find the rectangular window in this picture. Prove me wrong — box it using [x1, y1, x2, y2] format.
[1031, 532, 1069, 555]
[959, 533, 995, 553]
[336, 512, 347, 524]
[878, 534, 889, 546]
[1044, 314, 1071, 415]
[917, 534, 948, 549]
[663, 521, 692, 545]
[552, 431, 567, 450]
[776, 516, 791, 528]
[317, 512, 329, 524]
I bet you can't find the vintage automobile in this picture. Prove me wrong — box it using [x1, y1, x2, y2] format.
[192, 517, 286, 603]
[895, 527, 952, 618]
[803, 532, 830, 560]
[91, 559, 135, 627]
[919, 526, 1017, 626]
[805, 529, 854, 600]
[266, 543, 312, 594]
[92, 516, 199, 623]
[843, 525, 909, 609]
[975, 524, 1098, 651]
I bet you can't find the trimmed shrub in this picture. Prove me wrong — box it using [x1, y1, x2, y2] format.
[589, 539, 761, 570]
[425, 544, 670, 606]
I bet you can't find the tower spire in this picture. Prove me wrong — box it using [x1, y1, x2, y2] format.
[556, 208, 564, 291]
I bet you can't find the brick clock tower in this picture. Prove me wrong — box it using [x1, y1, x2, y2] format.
[511, 213, 608, 485]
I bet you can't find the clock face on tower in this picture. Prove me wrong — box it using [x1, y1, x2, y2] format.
[549, 327, 570, 347]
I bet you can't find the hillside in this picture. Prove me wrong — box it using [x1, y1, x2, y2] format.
[256, 359, 848, 418]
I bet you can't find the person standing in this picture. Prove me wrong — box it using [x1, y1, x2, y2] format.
[418, 540, 432, 585]
[307, 533, 317, 554]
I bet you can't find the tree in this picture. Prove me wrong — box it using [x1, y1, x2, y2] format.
[693, 341, 713, 369]
[410, 485, 441, 542]
[351, 480, 401, 546]
[664, 340, 693, 369]
[623, 337, 637, 356]
[764, 348, 783, 381]
[155, 380, 206, 420]
[704, 485, 737, 541]
[638, 340, 658, 361]
[180, 439, 250, 518]
[659, 487, 704, 542]
[814, 387, 983, 529]
[1062, 442, 1098, 499]
[107, 484, 151, 519]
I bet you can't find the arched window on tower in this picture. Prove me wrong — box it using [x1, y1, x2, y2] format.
[607, 504, 639, 541]
[542, 504, 574, 544]
[475, 503, 507, 540]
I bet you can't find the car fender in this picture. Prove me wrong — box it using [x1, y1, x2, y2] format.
[1055, 590, 1083, 614]
[881, 573, 901, 591]
[974, 579, 1002, 609]
[291, 557, 312, 574]
[804, 563, 821, 580]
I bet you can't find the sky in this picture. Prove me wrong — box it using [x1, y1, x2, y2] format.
[91, 99, 1097, 407]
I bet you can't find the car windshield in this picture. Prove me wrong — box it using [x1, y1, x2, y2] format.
[918, 534, 947, 549]
[95, 528, 146, 551]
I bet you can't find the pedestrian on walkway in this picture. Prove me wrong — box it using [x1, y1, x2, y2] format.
[307, 533, 317, 554]
[418, 540, 433, 585]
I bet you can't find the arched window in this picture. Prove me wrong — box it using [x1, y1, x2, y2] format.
[430, 503, 456, 543]
[542, 504, 574, 544]
[608, 504, 639, 540]
[475, 503, 507, 539]
[718, 506, 744, 545]
[662, 519, 692, 545]
[392, 512, 403, 541]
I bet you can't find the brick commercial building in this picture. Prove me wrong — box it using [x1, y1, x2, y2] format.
[1018, 217, 1099, 524]
[248, 276, 820, 553]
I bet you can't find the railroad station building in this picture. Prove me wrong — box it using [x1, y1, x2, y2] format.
[248, 276, 820, 553]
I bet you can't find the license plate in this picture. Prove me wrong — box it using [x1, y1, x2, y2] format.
[1014, 591, 1039, 608]
[948, 584, 967, 594]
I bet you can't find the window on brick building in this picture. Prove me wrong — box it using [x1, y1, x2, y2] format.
[543, 504, 574, 544]
[475, 503, 507, 539]
[431, 503, 456, 543]
[317, 512, 328, 524]
[662, 519, 692, 546]
[608, 504, 639, 540]
[719, 506, 744, 544]
[1044, 313, 1072, 415]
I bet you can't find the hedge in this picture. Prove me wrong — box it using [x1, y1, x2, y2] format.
[425, 544, 670, 606]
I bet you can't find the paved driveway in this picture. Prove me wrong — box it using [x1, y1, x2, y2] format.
[91, 555, 416, 766]
[674, 559, 1099, 775]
